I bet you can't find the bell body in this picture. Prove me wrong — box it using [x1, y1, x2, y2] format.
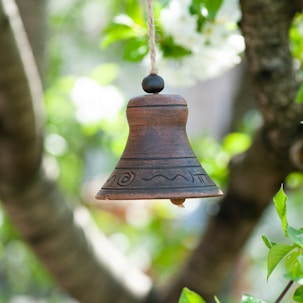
[96, 94, 222, 201]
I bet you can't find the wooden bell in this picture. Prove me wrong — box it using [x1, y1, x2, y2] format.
[95, 75, 223, 205]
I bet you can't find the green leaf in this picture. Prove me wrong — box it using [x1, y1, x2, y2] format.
[295, 84, 303, 103]
[123, 38, 148, 62]
[285, 250, 303, 283]
[189, 0, 207, 31]
[159, 36, 192, 58]
[294, 285, 303, 302]
[101, 23, 139, 48]
[189, 0, 223, 25]
[286, 172, 303, 190]
[125, 0, 145, 25]
[241, 294, 267, 303]
[214, 296, 221, 303]
[273, 185, 288, 236]
[267, 243, 295, 279]
[205, 0, 223, 20]
[222, 132, 251, 155]
[178, 287, 206, 303]
[262, 235, 276, 249]
[101, 13, 146, 49]
[287, 226, 303, 248]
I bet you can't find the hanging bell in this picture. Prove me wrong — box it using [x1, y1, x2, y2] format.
[95, 74, 223, 205]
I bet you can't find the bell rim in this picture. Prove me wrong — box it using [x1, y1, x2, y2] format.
[95, 188, 223, 201]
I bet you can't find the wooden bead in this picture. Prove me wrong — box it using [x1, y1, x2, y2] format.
[142, 74, 164, 93]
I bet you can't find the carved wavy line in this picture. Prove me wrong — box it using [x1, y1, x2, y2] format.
[142, 174, 189, 182]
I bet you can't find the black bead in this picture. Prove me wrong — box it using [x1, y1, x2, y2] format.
[142, 74, 164, 93]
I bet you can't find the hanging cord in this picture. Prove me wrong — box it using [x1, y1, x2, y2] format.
[146, 0, 157, 74]
[142, 0, 164, 93]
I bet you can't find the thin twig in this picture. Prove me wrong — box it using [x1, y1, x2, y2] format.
[274, 280, 294, 303]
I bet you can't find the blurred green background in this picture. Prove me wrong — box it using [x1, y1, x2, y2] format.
[1, 1, 303, 302]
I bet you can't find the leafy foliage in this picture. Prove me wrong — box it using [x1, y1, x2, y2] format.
[4, 0, 303, 302]
[266, 243, 295, 280]
[178, 288, 267, 303]
[158, 35, 192, 58]
[178, 288, 206, 303]
[180, 185, 303, 303]
[101, 0, 226, 62]
[273, 185, 288, 236]
[291, 13, 303, 104]
[100, 0, 194, 61]
[294, 286, 303, 303]
[262, 186, 303, 302]
[290, 14, 303, 74]
[189, 0, 223, 30]
[101, 11, 148, 62]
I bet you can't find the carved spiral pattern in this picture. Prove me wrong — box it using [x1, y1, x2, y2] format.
[117, 172, 136, 186]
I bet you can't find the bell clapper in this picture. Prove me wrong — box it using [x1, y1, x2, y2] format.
[170, 198, 185, 208]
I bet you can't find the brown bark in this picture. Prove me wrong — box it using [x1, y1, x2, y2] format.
[160, 0, 303, 302]
[0, 0, 43, 185]
[15, 0, 46, 79]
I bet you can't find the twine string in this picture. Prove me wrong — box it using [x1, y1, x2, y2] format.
[146, 0, 157, 74]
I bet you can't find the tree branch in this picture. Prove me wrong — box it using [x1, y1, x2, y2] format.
[0, 0, 43, 184]
[15, 0, 47, 79]
[240, 0, 303, 161]
[1, 171, 153, 303]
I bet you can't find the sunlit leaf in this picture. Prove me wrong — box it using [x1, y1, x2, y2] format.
[101, 23, 139, 48]
[267, 243, 295, 279]
[123, 38, 148, 62]
[262, 235, 276, 249]
[125, 0, 145, 25]
[286, 172, 303, 189]
[222, 132, 251, 155]
[178, 287, 206, 303]
[214, 296, 221, 303]
[273, 185, 288, 236]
